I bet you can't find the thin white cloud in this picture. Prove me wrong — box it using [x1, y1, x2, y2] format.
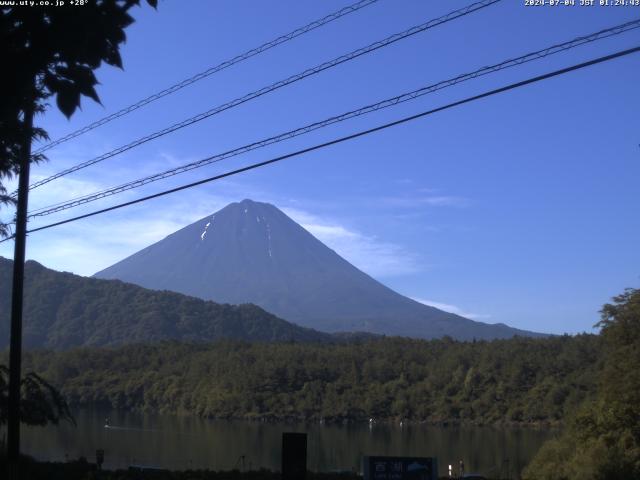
[0, 184, 235, 276]
[411, 297, 491, 321]
[283, 207, 423, 278]
[0, 175, 107, 229]
[27, 175, 106, 209]
[0, 213, 211, 276]
[381, 195, 470, 208]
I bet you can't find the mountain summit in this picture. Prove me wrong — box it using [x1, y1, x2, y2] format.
[95, 199, 542, 340]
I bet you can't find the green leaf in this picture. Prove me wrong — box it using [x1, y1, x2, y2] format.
[57, 65, 102, 105]
[42, 71, 62, 92]
[104, 46, 123, 69]
[56, 85, 81, 119]
[82, 85, 101, 105]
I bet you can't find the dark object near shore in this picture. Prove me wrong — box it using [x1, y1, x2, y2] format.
[283, 432, 307, 480]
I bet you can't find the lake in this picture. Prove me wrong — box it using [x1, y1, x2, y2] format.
[19, 409, 554, 477]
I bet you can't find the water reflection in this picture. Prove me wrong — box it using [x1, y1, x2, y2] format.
[20, 409, 554, 477]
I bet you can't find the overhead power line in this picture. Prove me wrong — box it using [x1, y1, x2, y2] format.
[31, 0, 381, 155]
[26, 18, 640, 219]
[20, 0, 501, 196]
[3, 44, 634, 242]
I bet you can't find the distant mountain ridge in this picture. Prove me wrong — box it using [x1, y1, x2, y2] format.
[95, 199, 545, 340]
[0, 257, 333, 349]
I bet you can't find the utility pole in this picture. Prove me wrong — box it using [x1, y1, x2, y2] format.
[7, 90, 35, 478]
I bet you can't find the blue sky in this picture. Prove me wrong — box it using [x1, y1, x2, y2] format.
[1, 0, 639, 334]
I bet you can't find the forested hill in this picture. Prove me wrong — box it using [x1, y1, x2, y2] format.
[15, 335, 600, 425]
[0, 257, 332, 349]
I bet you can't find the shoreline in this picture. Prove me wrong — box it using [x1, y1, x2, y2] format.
[2, 457, 502, 480]
[69, 403, 563, 429]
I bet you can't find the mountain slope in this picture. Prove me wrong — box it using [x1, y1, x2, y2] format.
[95, 199, 543, 340]
[0, 257, 333, 349]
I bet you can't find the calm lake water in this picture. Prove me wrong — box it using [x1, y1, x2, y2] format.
[19, 409, 554, 477]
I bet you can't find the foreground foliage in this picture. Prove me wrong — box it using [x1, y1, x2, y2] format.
[0, 0, 157, 237]
[0, 364, 74, 426]
[523, 288, 640, 480]
[13, 334, 599, 425]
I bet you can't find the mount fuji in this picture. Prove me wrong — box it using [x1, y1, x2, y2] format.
[94, 199, 543, 340]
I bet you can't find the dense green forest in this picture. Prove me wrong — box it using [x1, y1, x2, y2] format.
[10, 334, 599, 426]
[0, 257, 332, 349]
[523, 288, 640, 480]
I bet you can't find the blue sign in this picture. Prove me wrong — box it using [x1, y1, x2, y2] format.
[363, 456, 438, 480]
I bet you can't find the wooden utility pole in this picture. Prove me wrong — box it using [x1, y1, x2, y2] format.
[7, 95, 35, 478]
